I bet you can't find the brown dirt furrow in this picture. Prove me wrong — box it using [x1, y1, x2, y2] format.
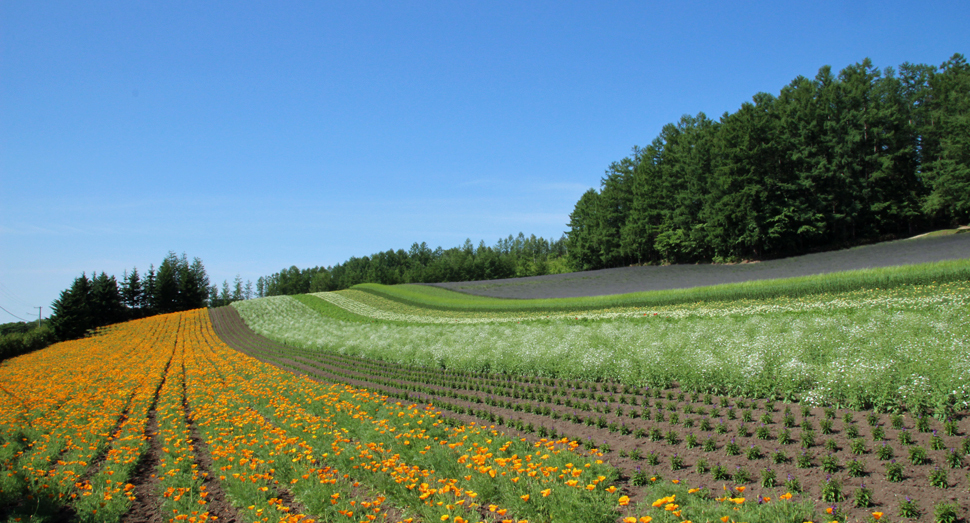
[179, 359, 243, 523]
[121, 348, 177, 523]
[75, 387, 140, 486]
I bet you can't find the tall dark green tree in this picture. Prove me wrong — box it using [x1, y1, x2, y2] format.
[50, 273, 93, 340]
[565, 54, 970, 270]
[121, 267, 144, 315]
[566, 189, 603, 271]
[91, 272, 125, 327]
[923, 53, 970, 224]
[178, 256, 210, 310]
[154, 253, 180, 314]
[143, 264, 157, 314]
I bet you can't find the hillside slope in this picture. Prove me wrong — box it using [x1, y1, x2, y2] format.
[432, 232, 970, 299]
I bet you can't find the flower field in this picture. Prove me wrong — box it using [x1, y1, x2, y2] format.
[2, 274, 968, 523]
[234, 282, 970, 414]
[213, 306, 969, 523]
[0, 309, 620, 523]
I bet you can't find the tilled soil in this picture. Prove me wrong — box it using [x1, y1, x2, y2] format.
[210, 306, 970, 522]
[432, 233, 970, 299]
[121, 353, 174, 523]
[179, 359, 243, 523]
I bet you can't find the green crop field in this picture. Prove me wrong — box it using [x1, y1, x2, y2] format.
[350, 258, 970, 313]
[227, 257, 970, 521]
[233, 261, 970, 415]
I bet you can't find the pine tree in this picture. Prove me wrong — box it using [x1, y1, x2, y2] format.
[91, 272, 125, 327]
[50, 273, 93, 340]
[155, 252, 180, 314]
[121, 267, 143, 316]
[923, 53, 970, 224]
[143, 265, 157, 314]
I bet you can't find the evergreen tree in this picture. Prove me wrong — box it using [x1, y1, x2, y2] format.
[179, 256, 210, 310]
[220, 280, 231, 305]
[91, 272, 125, 327]
[923, 53, 970, 224]
[565, 189, 602, 271]
[121, 268, 143, 316]
[232, 275, 244, 302]
[50, 273, 93, 340]
[155, 253, 180, 314]
[565, 55, 969, 268]
[143, 264, 157, 314]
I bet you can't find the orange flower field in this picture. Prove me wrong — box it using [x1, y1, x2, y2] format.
[0, 310, 620, 523]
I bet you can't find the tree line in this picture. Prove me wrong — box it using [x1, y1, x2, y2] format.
[48, 252, 257, 341]
[566, 54, 970, 269]
[257, 233, 568, 296]
[0, 319, 55, 361]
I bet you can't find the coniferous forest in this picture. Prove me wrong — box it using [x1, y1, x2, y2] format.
[48, 252, 213, 342]
[565, 55, 970, 269]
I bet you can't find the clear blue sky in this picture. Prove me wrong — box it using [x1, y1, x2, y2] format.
[1, 0, 968, 319]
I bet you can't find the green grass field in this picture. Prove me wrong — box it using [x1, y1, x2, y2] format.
[350, 258, 970, 313]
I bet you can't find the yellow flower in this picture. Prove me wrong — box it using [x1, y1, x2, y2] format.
[540, 489, 551, 497]
[520, 494, 529, 502]
[618, 495, 630, 506]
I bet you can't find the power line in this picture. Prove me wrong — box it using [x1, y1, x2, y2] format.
[0, 303, 28, 322]
[0, 282, 34, 308]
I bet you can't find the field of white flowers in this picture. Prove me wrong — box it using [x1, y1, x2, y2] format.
[233, 282, 970, 414]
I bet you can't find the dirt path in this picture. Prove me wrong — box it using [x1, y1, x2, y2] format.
[121, 350, 175, 523]
[179, 359, 243, 523]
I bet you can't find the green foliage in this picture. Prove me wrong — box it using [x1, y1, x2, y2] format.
[899, 497, 920, 518]
[259, 233, 569, 295]
[885, 461, 904, 482]
[928, 467, 948, 489]
[909, 445, 928, 465]
[49, 252, 211, 341]
[0, 325, 56, 361]
[876, 443, 894, 460]
[934, 502, 959, 523]
[566, 54, 970, 268]
[853, 484, 873, 508]
[820, 476, 844, 503]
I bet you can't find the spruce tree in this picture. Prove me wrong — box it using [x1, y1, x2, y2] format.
[50, 273, 93, 340]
